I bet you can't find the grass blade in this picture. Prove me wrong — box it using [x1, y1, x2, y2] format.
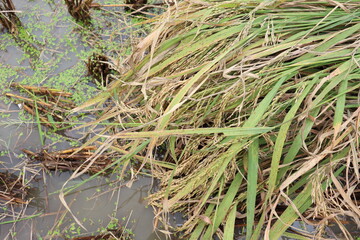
[246, 138, 259, 240]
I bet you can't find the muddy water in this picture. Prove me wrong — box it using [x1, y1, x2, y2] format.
[0, 104, 166, 239]
[0, 1, 167, 239]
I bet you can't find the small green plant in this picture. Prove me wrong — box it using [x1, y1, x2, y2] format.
[107, 218, 118, 230]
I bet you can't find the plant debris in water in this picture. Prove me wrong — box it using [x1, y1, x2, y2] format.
[22, 146, 116, 175]
[73, 0, 360, 239]
[87, 53, 112, 86]
[64, 0, 93, 25]
[0, 0, 159, 239]
[6, 83, 75, 130]
[0, 172, 29, 204]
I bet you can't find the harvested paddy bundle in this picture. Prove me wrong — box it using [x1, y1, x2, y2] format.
[75, 0, 360, 239]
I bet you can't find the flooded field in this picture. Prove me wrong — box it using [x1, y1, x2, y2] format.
[0, 0, 168, 239]
[2, 1, 360, 240]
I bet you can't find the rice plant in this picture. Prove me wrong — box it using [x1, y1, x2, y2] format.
[74, 0, 360, 238]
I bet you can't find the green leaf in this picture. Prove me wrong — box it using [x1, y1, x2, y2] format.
[246, 138, 259, 240]
[223, 203, 237, 240]
[203, 173, 243, 239]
